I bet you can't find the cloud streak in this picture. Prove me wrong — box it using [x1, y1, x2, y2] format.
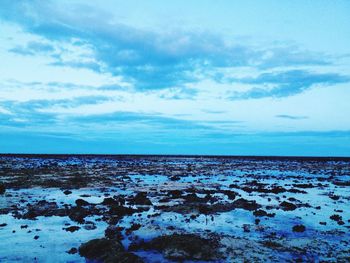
[275, 114, 308, 120]
[229, 70, 350, 99]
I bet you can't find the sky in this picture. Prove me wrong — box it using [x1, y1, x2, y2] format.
[0, 0, 350, 156]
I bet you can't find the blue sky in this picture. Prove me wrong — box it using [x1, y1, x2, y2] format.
[0, 0, 350, 156]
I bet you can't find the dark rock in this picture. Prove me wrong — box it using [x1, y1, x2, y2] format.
[292, 183, 314, 189]
[232, 198, 261, 211]
[170, 175, 181, 181]
[292, 225, 306, 232]
[168, 190, 183, 198]
[270, 186, 287, 194]
[131, 234, 221, 261]
[0, 223, 7, 227]
[34, 235, 39, 240]
[262, 240, 283, 249]
[129, 223, 141, 231]
[79, 238, 123, 260]
[329, 194, 340, 201]
[109, 205, 138, 217]
[221, 190, 237, 200]
[0, 183, 6, 194]
[79, 238, 142, 263]
[333, 181, 350, 187]
[63, 190, 72, 195]
[125, 223, 141, 235]
[63, 226, 80, 232]
[83, 221, 96, 230]
[280, 201, 297, 211]
[330, 214, 343, 222]
[75, 199, 90, 207]
[23, 200, 64, 219]
[288, 188, 307, 194]
[67, 247, 78, 254]
[105, 225, 123, 240]
[243, 224, 251, 232]
[131, 192, 152, 206]
[184, 193, 208, 203]
[253, 209, 274, 217]
[68, 206, 89, 224]
[102, 197, 125, 206]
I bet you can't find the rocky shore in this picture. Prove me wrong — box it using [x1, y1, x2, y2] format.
[0, 155, 349, 262]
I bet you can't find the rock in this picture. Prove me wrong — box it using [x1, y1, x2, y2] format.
[126, 223, 141, 235]
[329, 214, 345, 225]
[243, 224, 251, 232]
[131, 234, 221, 261]
[170, 175, 180, 181]
[292, 225, 306, 232]
[79, 238, 123, 260]
[0, 183, 6, 194]
[67, 247, 78, 254]
[105, 253, 144, 263]
[333, 181, 350, 187]
[280, 201, 297, 211]
[184, 193, 209, 203]
[330, 214, 342, 222]
[68, 206, 89, 224]
[232, 198, 261, 211]
[129, 223, 141, 231]
[75, 199, 90, 207]
[63, 190, 72, 195]
[34, 235, 39, 240]
[222, 190, 237, 200]
[109, 205, 138, 217]
[79, 238, 143, 263]
[0, 223, 7, 227]
[292, 183, 314, 189]
[105, 225, 123, 240]
[253, 209, 275, 217]
[168, 190, 183, 198]
[262, 240, 283, 249]
[329, 194, 340, 201]
[63, 226, 80, 232]
[288, 188, 307, 194]
[131, 192, 152, 206]
[23, 200, 64, 219]
[83, 221, 96, 230]
[102, 197, 125, 206]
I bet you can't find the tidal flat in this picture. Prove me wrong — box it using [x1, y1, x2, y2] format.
[0, 155, 349, 262]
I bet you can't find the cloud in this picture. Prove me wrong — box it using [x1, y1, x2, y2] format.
[229, 70, 350, 99]
[275, 114, 308, 120]
[0, 95, 112, 129]
[0, 0, 337, 92]
[9, 41, 55, 56]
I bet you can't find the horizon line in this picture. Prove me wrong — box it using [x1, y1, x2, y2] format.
[0, 153, 349, 160]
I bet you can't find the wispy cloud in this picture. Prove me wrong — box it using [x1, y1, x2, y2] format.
[9, 41, 55, 56]
[229, 70, 350, 99]
[275, 114, 308, 120]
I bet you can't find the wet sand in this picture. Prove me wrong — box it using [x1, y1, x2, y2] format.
[0, 155, 349, 262]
